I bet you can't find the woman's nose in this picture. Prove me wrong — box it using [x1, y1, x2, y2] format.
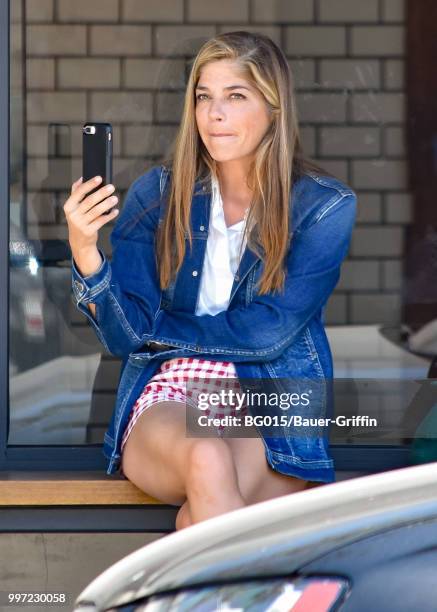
[208, 100, 226, 120]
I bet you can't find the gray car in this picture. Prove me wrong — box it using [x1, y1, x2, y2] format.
[73, 461, 437, 612]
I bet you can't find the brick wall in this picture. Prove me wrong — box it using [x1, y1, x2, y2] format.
[19, 0, 409, 326]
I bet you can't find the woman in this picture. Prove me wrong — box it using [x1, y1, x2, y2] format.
[64, 31, 357, 531]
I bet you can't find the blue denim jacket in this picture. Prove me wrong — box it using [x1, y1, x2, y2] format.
[71, 164, 356, 482]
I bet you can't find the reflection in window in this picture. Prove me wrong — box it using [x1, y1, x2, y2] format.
[7, 1, 435, 453]
[9, 2, 102, 445]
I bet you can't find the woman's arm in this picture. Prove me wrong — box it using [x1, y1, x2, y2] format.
[72, 171, 356, 361]
[71, 167, 163, 357]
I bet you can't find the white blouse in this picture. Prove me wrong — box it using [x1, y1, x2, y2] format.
[195, 174, 249, 316]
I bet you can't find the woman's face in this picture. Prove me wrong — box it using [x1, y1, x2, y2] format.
[195, 60, 272, 164]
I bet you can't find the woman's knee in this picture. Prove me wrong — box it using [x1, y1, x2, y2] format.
[121, 407, 239, 504]
[185, 438, 237, 493]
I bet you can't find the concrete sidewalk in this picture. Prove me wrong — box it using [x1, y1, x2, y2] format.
[0, 532, 166, 611]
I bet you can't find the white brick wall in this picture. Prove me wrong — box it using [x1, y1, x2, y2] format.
[122, 0, 184, 23]
[351, 93, 405, 123]
[27, 92, 87, 122]
[384, 59, 404, 89]
[337, 261, 380, 290]
[90, 26, 152, 55]
[382, 0, 406, 23]
[318, 0, 379, 23]
[324, 295, 347, 324]
[57, 59, 121, 89]
[154, 25, 216, 55]
[27, 25, 86, 55]
[21, 0, 411, 326]
[384, 127, 406, 156]
[351, 294, 401, 324]
[155, 92, 185, 122]
[382, 260, 403, 290]
[124, 58, 186, 89]
[26, 59, 55, 89]
[252, 0, 313, 23]
[26, 0, 54, 22]
[320, 60, 380, 89]
[90, 92, 153, 122]
[355, 193, 382, 223]
[352, 160, 407, 190]
[320, 127, 380, 157]
[187, 0, 249, 23]
[385, 193, 412, 223]
[289, 59, 316, 88]
[57, 0, 119, 22]
[351, 227, 404, 257]
[286, 26, 346, 56]
[217, 24, 281, 46]
[123, 125, 177, 157]
[300, 127, 316, 156]
[297, 92, 347, 123]
[315, 159, 348, 183]
[351, 26, 405, 56]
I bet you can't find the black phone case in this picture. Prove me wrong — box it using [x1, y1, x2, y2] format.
[82, 123, 113, 207]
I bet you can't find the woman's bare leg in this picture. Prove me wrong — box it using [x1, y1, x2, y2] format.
[121, 402, 319, 531]
[175, 432, 314, 530]
[183, 438, 246, 524]
[224, 432, 309, 504]
[121, 401, 246, 528]
[121, 401, 191, 505]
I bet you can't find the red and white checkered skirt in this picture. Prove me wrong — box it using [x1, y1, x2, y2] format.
[120, 357, 249, 453]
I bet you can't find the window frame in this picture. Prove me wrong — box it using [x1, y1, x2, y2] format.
[0, 0, 411, 474]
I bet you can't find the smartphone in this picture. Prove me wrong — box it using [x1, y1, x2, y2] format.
[82, 122, 113, 214]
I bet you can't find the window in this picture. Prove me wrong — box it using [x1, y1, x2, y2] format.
[2, 0, 435, 472]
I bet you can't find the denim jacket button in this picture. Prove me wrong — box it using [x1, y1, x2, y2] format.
[74, 280, 84, 293]
[199, 225, 205, 231]
[192, 270, 198, 277]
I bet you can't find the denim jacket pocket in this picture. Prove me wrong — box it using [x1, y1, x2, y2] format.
[266, 330, 320, 379]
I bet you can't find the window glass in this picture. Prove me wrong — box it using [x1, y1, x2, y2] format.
[8, 1, 435, 456]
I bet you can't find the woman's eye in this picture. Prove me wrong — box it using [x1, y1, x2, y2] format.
[195, 93, 245, 101]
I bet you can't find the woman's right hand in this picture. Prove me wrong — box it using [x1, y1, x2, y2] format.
[63, 175, 119, 255]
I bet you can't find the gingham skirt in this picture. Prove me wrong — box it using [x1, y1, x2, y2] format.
[120, 357, 249, 453]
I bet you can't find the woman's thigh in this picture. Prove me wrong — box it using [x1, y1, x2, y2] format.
[223, 427, 309, 505]
[121, 400, 195, 505]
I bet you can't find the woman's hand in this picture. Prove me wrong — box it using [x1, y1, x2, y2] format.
[63, 175, 119, 257]
[64, 175, 119, 317]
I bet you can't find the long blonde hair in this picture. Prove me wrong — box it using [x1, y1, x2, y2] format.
[157, 30, 331, 295]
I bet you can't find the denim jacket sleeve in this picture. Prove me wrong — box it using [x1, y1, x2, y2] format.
[71, 166, 163, 357]
[150, 192, 357, 360]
